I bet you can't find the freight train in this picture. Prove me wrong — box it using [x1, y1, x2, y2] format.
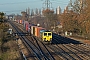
[15, 20, 52, 43]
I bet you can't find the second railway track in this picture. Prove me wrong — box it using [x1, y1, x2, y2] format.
[10, 20, 90, 60]
[9, 20, 55, 60]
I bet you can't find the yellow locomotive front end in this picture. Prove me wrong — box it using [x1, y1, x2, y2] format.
[42, 32, 52, 42]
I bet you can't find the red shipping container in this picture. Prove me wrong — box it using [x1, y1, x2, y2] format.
[35, 27, 39, 36]
[25, 23, 29, 31]
[35, 27, 45, 37]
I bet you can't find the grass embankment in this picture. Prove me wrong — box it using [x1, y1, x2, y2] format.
[0, 23, 21, 60]
[68, 35, 90, 44]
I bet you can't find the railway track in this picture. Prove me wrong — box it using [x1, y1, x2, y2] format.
[15, 21, 65, 60]
[15, 21, 77, 60]
[33, 36, 55, 60]
[9, 21, 55, 60]
[65, 44, 90, 59]
[26, 36, 55, 60]
[11, 20, 90, 60]
[9, 21, 43, 60]
[14, 21, 55, 60]
[52, 33, 90, 60]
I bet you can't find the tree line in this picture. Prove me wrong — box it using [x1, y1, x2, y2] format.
[42, 0, 90, 39]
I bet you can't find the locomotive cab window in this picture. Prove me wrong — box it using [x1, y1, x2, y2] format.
[48, 33, 51, 36]
[44, 33, 47, 36]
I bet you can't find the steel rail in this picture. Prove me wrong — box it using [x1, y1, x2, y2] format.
[14, 20, 55, 60]
[13, 21, 50, 60]
[9, 21, 42, 60]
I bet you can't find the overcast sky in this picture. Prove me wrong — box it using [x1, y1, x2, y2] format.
[0, 0, 70, 15]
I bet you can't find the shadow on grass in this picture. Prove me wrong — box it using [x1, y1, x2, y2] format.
[51, 33, 82, 44]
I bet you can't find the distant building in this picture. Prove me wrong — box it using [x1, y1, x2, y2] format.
[56, 6, 61, 14]
[31, 9, 34, 16]
[26, 7, 30, 16]
[63, 6, 69, 13]
[35, 8, 39, 15]
[39, 9, 41, 15]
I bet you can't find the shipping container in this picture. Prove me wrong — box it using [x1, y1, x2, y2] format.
[31, 26, 36, 35]
[19, 20, 22, 24]
[31, 26, 46, 37]
[24, 21, 28, 29]
[28, 23, 32, 32]
[31, 26, 33, 34]
[33, 26, 35, 35]
[35, 27, 45, 37]
[22, 20, 24, 25]
[35, 27, 39, 36]
[25, 23, 29, 31]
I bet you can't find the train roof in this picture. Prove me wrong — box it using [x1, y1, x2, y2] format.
[44, 30, 51, 32]
[40, 29, 51, 32]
